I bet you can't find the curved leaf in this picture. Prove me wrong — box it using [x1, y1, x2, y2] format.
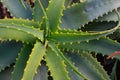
[0, 41, 22, 71]
[61, 0, 120, 29]
[33, 0, 48, 22]
[1, 0, 32, 19]
[50, 21, 119, 43]
[0, 20, 44, 41]
[58, 38, 120, 59]
[64, 51, 110, 80]
[22, 41, 46, 80]
[0, 28, 36, 43]
[48, 41, 87, 79]
[81, 21, 117, 31]
[11, 44, 33, 80]
[47, 0, 65, 32]
[97, 8, 120, 22]
[0, 18, 41, 28]
[66, 66, 83, 80]
[45, 48, 69, 80]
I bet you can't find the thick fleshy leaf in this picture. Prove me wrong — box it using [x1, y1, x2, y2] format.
[33, 0, 48, 22]
[0, 18, 41, 28]
[64, 51, 110, 80]
[1, 0, 32, 19]
[48, 41, 87, 79]
[22, 41, 46, 80]
[11, 44, 33, 80]
[45, 48, 69, 80]
[97, 8, 120, 22]
[0, 41, 22, 71]
[0, 19, 44, 41]
[61, 0, 120, 29]
[47, 0, 65, 32]
[58, 38, 120, 59]
[0, 28, 36, 43]
[81, 21, 117, 31]
[66, 66, 83, 80]
[50, 21, 119, 43]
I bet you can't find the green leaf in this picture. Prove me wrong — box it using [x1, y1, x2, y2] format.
[47, 0, 65, 32]
[58, 38, 120, 59]
[61, 0, 120, 29]
[0, 20, 44, 41]
[0, 28, 36, 43]
[22, 41, 46, 80]
[97, 8, 120, 22]
[11, 44, 33, 80]
[32, 0, 49, 37]
[0, 18, 41, 28]
[33, 0, 48, 22]
[64, 51, 110, 80]
[0, 41, 22, 71]
[50, 21, 119, 43]
[1, 0, 32, 19]
[81, 21, 117, 31]
[66, 66, 83, 80]
[45, 48, 69, 80]
[48, 41, 87, 79]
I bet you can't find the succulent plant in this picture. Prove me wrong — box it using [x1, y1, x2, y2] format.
[0, 0, 120, 80]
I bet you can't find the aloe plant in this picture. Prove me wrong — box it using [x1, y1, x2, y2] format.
[0, 0, 120, 80]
